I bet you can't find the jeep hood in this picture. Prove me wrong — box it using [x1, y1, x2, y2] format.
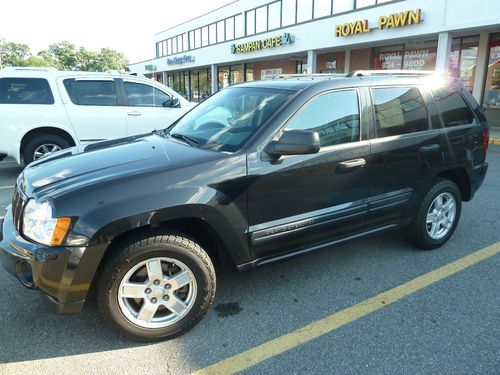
[20, 134, 223, 197]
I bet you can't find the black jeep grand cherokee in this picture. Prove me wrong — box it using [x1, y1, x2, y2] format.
[0, 72, 489, 341]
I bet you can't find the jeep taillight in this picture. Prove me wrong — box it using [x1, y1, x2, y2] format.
[482, 128, 489, 153]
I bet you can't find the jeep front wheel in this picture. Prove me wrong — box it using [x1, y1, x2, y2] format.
[96, 233, 216, 341]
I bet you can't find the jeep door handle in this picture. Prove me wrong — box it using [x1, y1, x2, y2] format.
[127, 111, 142, 116]
[336, 158, 366, 173]
[419, 144, 440, 153]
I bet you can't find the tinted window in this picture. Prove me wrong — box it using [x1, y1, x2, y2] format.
[371, 87, 428, 137]
[0, 78, 54, 105]
[432, 87, 475, 127]
[286, 90, 360, 147]
[64, 79, 117, 106]
[124, 82, 171, 107]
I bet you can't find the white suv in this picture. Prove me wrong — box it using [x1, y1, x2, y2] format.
[0, 67, 195, 164]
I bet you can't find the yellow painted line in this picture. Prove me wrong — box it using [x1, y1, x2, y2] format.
[0, 185, 14, 190]
[193, 242, 500, 375]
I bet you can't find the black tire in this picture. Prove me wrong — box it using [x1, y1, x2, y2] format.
[22, 134, 71, 165]
[405, 178, 462, 250]
[96, 232, 216, 342]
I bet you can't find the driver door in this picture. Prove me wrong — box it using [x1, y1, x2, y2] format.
[247, 89, 370, 261]
[122, 80, 185, 135]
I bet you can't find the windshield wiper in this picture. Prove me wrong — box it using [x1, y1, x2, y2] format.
[169, 133, 203, 148]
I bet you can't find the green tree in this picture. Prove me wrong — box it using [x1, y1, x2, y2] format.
[37, 41, 77, 70]
[0, 41, 31, 66]
[20, 55, 54, 67]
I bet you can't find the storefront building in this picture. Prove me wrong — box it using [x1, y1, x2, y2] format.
[129, 0, 500, 124]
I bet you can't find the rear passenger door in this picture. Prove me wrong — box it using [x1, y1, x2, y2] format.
[367, 85, 442, 227]
[121, 80, 185, 135]
[60, 78, 127, 143]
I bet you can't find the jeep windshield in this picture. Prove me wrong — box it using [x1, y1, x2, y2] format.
[168, 86, 294, 152]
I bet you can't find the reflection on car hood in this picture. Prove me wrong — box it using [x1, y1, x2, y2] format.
[21, 133, 221, 198]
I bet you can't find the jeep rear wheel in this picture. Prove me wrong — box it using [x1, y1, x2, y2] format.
[96, 233, 216, 342]
[406, 179, 462, 250]
[23, 134, 70, 164]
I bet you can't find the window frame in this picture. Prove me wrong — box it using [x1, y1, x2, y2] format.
[122, 81, 172, 108]
[369, 84, 432, 139]
[276, 88, 363, 150]
[0, 77, 55, 105]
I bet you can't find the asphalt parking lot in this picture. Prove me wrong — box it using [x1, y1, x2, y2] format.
[0, 147, 499, 375]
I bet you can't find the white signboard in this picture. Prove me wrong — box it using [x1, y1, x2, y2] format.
[261, 68, 283, 80]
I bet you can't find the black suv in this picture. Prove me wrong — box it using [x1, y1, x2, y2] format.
[0, 71, 489, 341]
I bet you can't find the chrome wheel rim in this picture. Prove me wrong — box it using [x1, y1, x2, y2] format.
[117, 257, 197, 329]
[426, 192, 456, 240]
[33, 143, 61, 160]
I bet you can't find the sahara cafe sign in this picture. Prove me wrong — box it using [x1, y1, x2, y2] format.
[335, 9, 422, 37]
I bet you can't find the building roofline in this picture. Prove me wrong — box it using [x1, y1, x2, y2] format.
[154, 0, 239, 36]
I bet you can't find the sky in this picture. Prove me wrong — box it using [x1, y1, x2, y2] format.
[0, 0, 235, 63]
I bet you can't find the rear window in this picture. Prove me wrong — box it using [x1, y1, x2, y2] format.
[63, 79, 118, 106]
[431, 87, 476, 127]
[371, 86, 429, 138]
[0, 78, 54, 105]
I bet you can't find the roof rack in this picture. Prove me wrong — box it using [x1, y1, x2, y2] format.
[0, 66, 58, 72]
[346, 70, 436, 77]
[273, 73, 346, 80]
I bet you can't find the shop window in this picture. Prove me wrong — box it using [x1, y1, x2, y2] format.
[209, 24, 216, 45]
[314, 0, 331, 18]
[285, 90, 360, 147]
[226, 17, 235, 40]
[235, 14, 244, 38]
[177, 35, 183, 53]
[246, 10, 255, 35]
[245, 64, 254, 82]
[268, 1, 281, 30]
[195, 29, 201, 49]
[256, 6, 268, 34]
[217, 20, 225, 43]
[167, 39, 172, 55]
[373, 41, 437, 71]
[371, 87, 429, 137]
[218, 66, 230, 90]
[189, 31, 195, 50]
[297, 0, 313, 23]
[172, 38, 178, 55]
[431, 87, 476, 127]
[332, 0, 351, 13]
[201, 26, 209, 47]
[183, 34, 188, 52]
[449, 36, 479, 92]
[483, 33, 500, 108]
[282, 0, 296, 26]
[356, 0, 376, 8]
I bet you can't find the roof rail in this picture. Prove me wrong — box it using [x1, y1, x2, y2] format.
[347, 70, 436, 77]
[273, 73, 347, 80]
[0, 66, 58, 72]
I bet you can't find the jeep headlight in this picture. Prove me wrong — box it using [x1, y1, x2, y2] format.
[22, 200, 71, 246]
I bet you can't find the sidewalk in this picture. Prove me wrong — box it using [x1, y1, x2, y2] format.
[490, 126, 500, 144]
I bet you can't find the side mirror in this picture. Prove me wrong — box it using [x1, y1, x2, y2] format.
[264, 130, 320, 157]
[162, 97, 180, 108]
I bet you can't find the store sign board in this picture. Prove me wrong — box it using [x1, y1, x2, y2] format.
[145, 64, 156, 71]
[335, 9, 422, 37]
[373, 47, 437, 70]
[231, 33, 294, 54]
[167, 55, 195, 65]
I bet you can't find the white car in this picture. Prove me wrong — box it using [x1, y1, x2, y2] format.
[0, 67, 196, 164]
